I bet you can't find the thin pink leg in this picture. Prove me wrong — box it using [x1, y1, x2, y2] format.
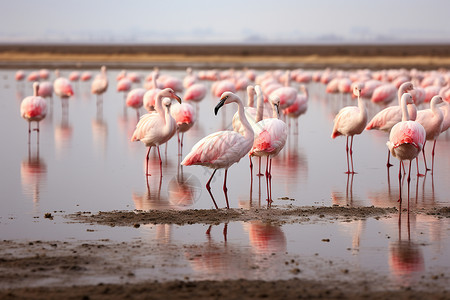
[431, 140, 437, 174]
[145, 147, 152, 176]
[407, 160, 412, 211]
[157, 146, 163, 176]
[257, 157, 263, 176]
[416, 157, 425, 177]
[398, 161, 402, 203]
[223, 169, 230, 209]
[349, 136, 355, 174]
[422, 140, 429, 172]
[386, 149, 393, 168]
[345, 136, 351, 174]
[206, 169, 219, 209]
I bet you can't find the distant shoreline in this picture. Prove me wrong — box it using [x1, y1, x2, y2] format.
[1, 43, 450, 70]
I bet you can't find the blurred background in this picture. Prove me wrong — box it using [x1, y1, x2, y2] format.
[1, 0, 450, 45]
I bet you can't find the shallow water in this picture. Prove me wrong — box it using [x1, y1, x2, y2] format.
[1, 68, 449, 289]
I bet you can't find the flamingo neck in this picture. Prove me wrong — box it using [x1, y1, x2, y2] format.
[236, 99, 254, 140]
[155, 94, 165, 118]
[255, 89, 264, 122]
[357, 93, 366, 119]
[401, 98, 410, 122]
[247, 88, 254, 107]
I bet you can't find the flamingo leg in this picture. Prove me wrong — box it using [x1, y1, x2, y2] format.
[407, 160, 412, 211]
[349, 136, 355, 174]
[386, 149, 393, 168]
[416, 157, 425, 177]
[431, 140, 437, 174]
[268, 157, 273, 202]
[223, 169, 230, 209]
[265, 156, 272, 204]
[177, 130, 181, 157]
[145, 147, 152, 176]
[180, 132, 185, 157]
[398, 161, 403, 203]
[257, 157, 263, 176]
[206, 169, 219, 209]
[345, 136, 351, 174]
[422, 140, 430, 172]
[156, 146, 163, 176]
[27, 122, 31, 144]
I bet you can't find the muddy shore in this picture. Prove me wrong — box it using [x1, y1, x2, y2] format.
[1, 206, 449, 299]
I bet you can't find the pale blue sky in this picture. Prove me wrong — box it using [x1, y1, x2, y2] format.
[1, 0, 450, 44]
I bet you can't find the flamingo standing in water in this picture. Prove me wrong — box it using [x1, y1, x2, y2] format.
[249, 95, 288, 203]
[91, 66, 108, 101]
[415, 95, 444, 174]
[126, 88, 146, 119]
[386, 93, 426, 207]
[331, 83, 368, 174]
[21, 82, 47, 144]
[170, 101, 196, 156]
[181, 92, 254, 209]
[184, 83, 207, 103]
[365, 82, 415, 167]
[131, 88, 181, 177]
[283, 84, 308, 128]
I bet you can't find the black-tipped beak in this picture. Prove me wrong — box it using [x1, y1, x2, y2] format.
[275, 103, 280, 118]
[214, 98, 226, 115]
[174, 94, 182, 104]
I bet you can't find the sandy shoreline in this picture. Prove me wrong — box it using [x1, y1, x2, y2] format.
[1, 43, 450, 69]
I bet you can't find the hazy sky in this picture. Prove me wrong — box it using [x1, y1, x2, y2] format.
[1, 0, 450, 44]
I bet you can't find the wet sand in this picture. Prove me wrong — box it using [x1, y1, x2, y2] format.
[2, 43, 450, 299]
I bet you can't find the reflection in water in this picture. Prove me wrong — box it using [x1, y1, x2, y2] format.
[245, 221, 287, 255]
[21, 144, 47, 211]
[167, 165, 201, 208]
[92, 98, 108, 157]
[185, 223, 252, 280]
[331, 173, 355, 206]
[388, 210, 424, 287]
[54, 98, 73, 157]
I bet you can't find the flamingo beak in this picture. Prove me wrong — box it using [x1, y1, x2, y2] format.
[174, 94, 182, 104]
[214, 97, 226, 115]
[275, 103, 280, 118]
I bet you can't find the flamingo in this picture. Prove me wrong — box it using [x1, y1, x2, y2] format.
[15, 70, 26, 81]
[181, 92, 254, 209]
[283, 85, 308, 125]
[53, 74, 74, 99]
[331, 83, 368, 174]
[365, 82, 415, 167]
[131, 88, 181, 177]
[37, 81, 53, 100]
[21, 82, 47, 144]
[184, 83, 207, 103]
[438, 85, 450, 133]
[126, 88, 146, 119]
[69, 71, 80, 82]
[39, 69, 50, 80]
[386, 93, 426, 206]
[91, 66, 108, 101]
[415, 95, 444, 174]
[143, 71, 162, 112]
[170, 101, 196, 156]
[117, 76, 132, 99]
[249, 95, 288, 203]
[80, 71, 92, 82]
[268, 71, 297, 109]
[371, 83, 398, 104]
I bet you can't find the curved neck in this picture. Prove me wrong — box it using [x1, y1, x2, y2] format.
[397, 84, 409, 105]
[401, 98, 410, 122]
[235, 99, 254, 140]
[155, 94, 165, 118]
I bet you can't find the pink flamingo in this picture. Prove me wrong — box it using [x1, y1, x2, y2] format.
[143, 71, 162, 112]
[415, 95, 444, 174]
[69, 71, 80, 82]
[181, 92, 254, 209]
[131, 88, 181, 177]
[184, 83, 207, 103]
[439, 85, 450, 133]
[126, 88, 146, 119]
[249, 95, 288, 203]
[183, 67, 198, 89]
[53, 75, 74, 99]
[170, 101, 196, 156]
[80, 71, 92, 82]
[15, 70, 26, 81]
[21, 82, 47, 144]
[268, 71, 297, 109]
[331, 83, 368, 174]
[37, 81, 53, 100]
[91, 66, 108, 101]
[365, 82, 415, 167]
[283, 85, 308, 126]
[117, 76, 132, 99]
[27, 71, 39, 82]
[39, 69, 50, 80]
[386, 93, 426, 206]
[371, 83, 398, 104]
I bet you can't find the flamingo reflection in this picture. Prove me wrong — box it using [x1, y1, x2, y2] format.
[21, 144, 47, 211]
[167, 164, 201, 208]
[388, 210, 424, 287]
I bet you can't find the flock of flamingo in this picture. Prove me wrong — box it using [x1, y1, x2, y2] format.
[17, 64, 450, 209]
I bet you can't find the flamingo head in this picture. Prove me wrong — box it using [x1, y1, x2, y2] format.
[353, 83, 363, 98]
[401, 93, 414, 105]
[215, 91, 236, 115]
[430, 95, 444, 105]
[400, 81, 414, 93]
[269, 95, 281, 117]
[162, 97, 172, 109]
[159, 88, 181, 104]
